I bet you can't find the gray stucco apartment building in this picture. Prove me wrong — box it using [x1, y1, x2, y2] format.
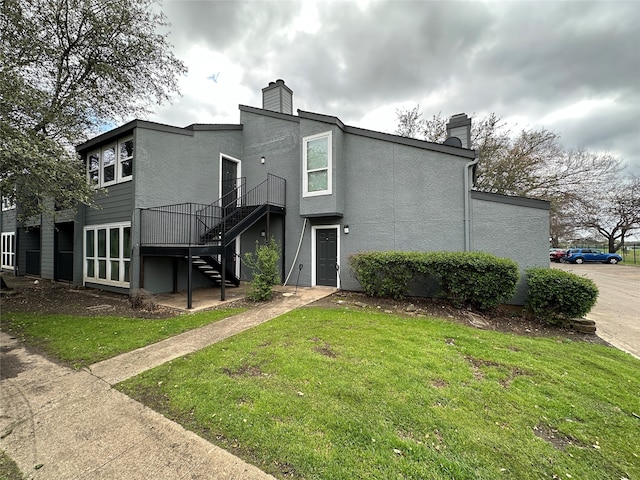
[0, 80, 550, 305]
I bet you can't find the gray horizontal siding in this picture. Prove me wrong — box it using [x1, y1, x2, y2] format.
[1, 209, 17, 232]
[85, 182, 134, 225]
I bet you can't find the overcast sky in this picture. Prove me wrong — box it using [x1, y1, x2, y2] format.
[146, 0, 640, 175]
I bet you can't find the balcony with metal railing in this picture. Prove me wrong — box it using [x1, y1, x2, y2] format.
[139, 174, 286, 250]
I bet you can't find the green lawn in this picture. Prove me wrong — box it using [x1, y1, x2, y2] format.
[117, 307, 640, 480]
[2, 307, 246, 368]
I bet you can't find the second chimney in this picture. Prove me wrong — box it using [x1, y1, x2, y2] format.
[262, 79, 293, 115]
[445, 113, 471, 149]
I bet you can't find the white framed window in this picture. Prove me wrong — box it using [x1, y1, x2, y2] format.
[119, 137, 133, 180]
[102, 144, 117, 186]
[87, 137, 133, 188]
[2, 196, 16, 211]
[84, 223, 131, 287]
[303, 131, 332, 197]
[1, 232, 15, 270]
[88, 151, 100, 187]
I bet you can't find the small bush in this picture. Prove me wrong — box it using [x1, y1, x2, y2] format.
[526, 268, 598, 324]
[423, 252, 519, 310]
[130, 288, 157, 311]
[244, 237, 280, 301]
[349, 251, 421, 299]
[349, 251, 519, 310]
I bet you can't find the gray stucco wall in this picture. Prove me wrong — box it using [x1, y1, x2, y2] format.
[134, 127, 243, 209]
[239, 108, 304, 285]
[239, 107, 476, 290]
[471, 192, 550, 304]
[132, 125, 243, 294]
[142, 256, 216, 294]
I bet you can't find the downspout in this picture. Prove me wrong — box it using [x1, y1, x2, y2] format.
[464, 152, 479, 251]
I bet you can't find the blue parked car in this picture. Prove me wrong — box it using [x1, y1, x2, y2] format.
[564, 248, 623, 264]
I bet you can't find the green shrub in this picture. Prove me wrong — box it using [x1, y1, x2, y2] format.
[348, 251, 421, 299]
[349, 251, 519, 310]
[526, 267, 599, 324]
[243, 238, 280, 301]
[423, 252, 519, 310]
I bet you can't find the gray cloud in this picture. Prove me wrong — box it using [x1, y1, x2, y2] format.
[155, 0, 640, 174]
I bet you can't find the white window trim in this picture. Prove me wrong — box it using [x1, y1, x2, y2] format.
[118, 136, 134, 183]
[101, 143, 117, 187]
[310, 224, 341, 288]
[303, 131, 332, 197]
[87, 150, 100, 189]
[218, 154, 242, 278]
[87, 137, 134, 188]
[1, 197, 16, 211]
[1, 232, 15, 270]
[218, 153, 242, 204]
[83, 222, 131, 288]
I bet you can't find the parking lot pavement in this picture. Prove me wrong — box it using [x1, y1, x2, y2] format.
[553, 263, 640, 359]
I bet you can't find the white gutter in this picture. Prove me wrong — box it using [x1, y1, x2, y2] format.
[464, 152, 479, 251]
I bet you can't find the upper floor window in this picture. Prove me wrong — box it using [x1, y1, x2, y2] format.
[1, 196, 16, 211]
[303, 131, 332, 197]
[119, 139, 133, 179]
[87, 136, 133, 188]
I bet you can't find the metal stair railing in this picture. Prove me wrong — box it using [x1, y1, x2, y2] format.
[139, 175, 285, 247]
[198, 173, 286, 243]
[139, 178, 246, 246]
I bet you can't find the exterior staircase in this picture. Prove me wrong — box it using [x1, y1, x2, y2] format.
[139, 174, 286, 302]
[189, 255, 240, 287]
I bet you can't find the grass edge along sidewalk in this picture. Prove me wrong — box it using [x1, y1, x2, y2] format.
[2, 307, 247, 369]
[118, 307, 640, 480]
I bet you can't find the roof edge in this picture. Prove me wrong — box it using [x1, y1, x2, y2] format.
[76, 120, 243, 152]
[471, 190, 551, 210]
[239, 104, 300, 123]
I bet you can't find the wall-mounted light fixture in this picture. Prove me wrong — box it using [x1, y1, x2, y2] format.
[343, 225, 349, 234]
[260, 230, 266, 237]
[261, 156, 266, 164]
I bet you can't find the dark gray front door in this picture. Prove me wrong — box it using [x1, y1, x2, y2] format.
[54, 222, 74, 282]
[221, 157, 238, 204]
[316, 228, 337, 286]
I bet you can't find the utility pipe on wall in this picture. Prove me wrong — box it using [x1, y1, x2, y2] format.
[283, 218, 308, 286]
[464, 152, 479, 251]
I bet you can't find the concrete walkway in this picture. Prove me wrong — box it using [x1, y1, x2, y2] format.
[0, 286, 335, 479]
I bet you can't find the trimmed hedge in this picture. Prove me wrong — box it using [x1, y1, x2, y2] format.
[349, 251, 519, 311]
[526, 267, 599, 324]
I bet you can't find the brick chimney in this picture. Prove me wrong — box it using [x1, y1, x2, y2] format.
[262, 79, 293, 115]
[445, 113, 471, 148]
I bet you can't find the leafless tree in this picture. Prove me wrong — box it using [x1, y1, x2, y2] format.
[576, 176, 640, 252]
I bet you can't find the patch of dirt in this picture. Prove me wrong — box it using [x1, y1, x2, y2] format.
[1, 274, 178, 319]
[222, 363, 264, 378]
[533, 423, 584, 450]
[308, 291, 611, 345]
[1, 274, 611, 346]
